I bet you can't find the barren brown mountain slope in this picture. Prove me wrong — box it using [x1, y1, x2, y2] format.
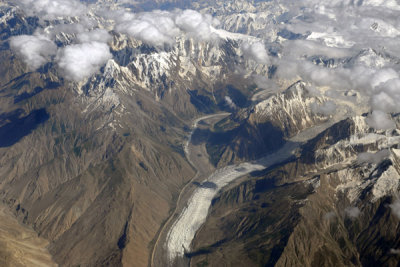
[0, 205, 57, 267]
[191, 116, 400, 267]
[0, 4, 258, 266]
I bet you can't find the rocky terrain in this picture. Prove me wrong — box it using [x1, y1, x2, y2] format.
[0, 0, 273, 266]
[0, 204, 56, 267]
[204, 81, 331, 166]
[0, 0, 399, 267]
[191, 114, 400, 266]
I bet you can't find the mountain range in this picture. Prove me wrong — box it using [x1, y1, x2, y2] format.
[0, 0, 399, 266]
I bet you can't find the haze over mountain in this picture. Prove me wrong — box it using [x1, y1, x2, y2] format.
[0, 0, 399, 266]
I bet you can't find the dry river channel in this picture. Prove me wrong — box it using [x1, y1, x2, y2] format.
[151, 113, 338, 267]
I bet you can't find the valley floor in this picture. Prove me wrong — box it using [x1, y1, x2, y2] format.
[162, 109, 348, 266]
[0, 204, 57, 267]
[151, 113, 229, 267]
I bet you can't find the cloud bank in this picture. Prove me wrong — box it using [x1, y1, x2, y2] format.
[242, 42, 270, 65]
[10, 34, 57, 69]
[11, 27, 113, 81]
[14, 0, 86, 20]
[275, 0, 400, 129]
[357, 149, 390, 164]
[9, 1, 222, 81]
[116, 11, 180, 46]
[57, 42, 112, 81]
[253, 75, 278, 91]
[175, 9, 220, 42]
[76, 29, 112, 44]
[365, 110, 396, 130]
[115, 9, 220, 46]
[9, 0, 400, 106]
[311, 100, 337, 116]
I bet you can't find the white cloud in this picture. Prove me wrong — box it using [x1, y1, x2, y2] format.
[114, 9, 220, 46]
[57, 42, 112, 81]
[116, 11, 180, 46]
[253, 75, 279, 91]
[224, 96, 237, 110]
[372, 78, 400, 113]
[276, 59, 301, 80]
[284, 40, 352, 59]
[9, 1, 224, 82]
[14, 0, 87, 20]
[370, 68, 399, 88]
[311, 100, 337, 116]
[390, 199, 400, 219]
[276, 58, 400, 127]
[357, 149, 390, 164]
[10, 34, 57, 70]
[242, 42, 270, 65]
[345, 206, 361, 219]
[365, 110, 396, 130]
[96, 9, 135, 24]
[362, 0, 400, 10]
[175, 9, 219, 42]
[77, 29, 112, 44]
[272, 0, 400, 124]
